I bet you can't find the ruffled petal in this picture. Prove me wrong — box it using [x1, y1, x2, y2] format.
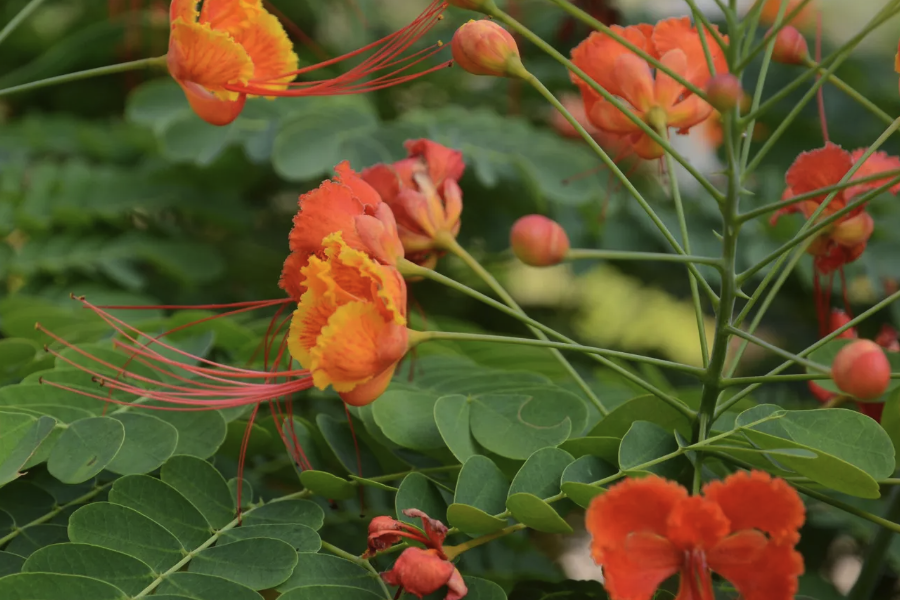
[286, 171, 368, 258]
[167, 20, 253, 98]
[233, 10, 299, 94]
[279, 250, 308, 302]
[336, 161, 384, 209]
[361, 163, 404, 204]
[170, 0, 199, 24]
[199, 0, 262, 34]
[847, 148, 900, 199]
[667, 94, 713, 133]
[603, 534, 681, 600]
[287, 255, 340, 369]
[570, 25, 653, 98]
[703, 471, 805, 544]
[665, 496, 730, 552]
[613, 54, 655, 112]
[651, 17, 729, 87]
[785, 143, 853, 207]
[708, 540, 804, 600]
[405, 139, 466, 189]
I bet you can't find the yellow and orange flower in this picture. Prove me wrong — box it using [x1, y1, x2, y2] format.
[569, 18, 728, 159]
[287, 232, 409, 406]
[362, 140, 466, 268]
[280, 161, 404, 301]
[167, 0, 298, 125]
[587, 471, 805, 600]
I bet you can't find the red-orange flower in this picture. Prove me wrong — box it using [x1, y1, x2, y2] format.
[586, 471, 805, 600]
[362, 140, 466, 268]
[167, 0, 449, 126]
[569, 18, 728, 159]
[760, 0, 816, 29]
[287, 232, 408, 406]
[279, 161, 404, 301]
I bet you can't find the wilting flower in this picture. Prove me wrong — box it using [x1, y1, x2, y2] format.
[280, 161, 404, 301]
[587, 471, 805, 600]
[569, 17, 728, 159]
[287, 232, 409, 406]
[167, 0, 449, 125]
[368, 509, 468, 600]
[362, 140, 465, 268]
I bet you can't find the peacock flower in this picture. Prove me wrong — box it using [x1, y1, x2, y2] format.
[586, 471, 805, 600]
[362, 140, 466, 268]
[280, 162, 404, 302]
[167, 0, 450, 126]
[569, 18, 728, 159]
[287, 232, 409, 406]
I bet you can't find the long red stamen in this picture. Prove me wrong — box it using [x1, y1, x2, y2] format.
[815, 10, 829, 143]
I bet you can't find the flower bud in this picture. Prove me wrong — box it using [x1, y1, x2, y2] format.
[831, 339, 891, 400]
[706, 74, 743, 113]
[451, 20, 523, 78]
[831, 212, 874, 247]
[772, 26, 809, 65]
[510, 215, 570, 267]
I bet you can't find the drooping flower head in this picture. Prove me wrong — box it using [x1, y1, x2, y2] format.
[362, 140, 466, 268]
[367, 509, 467, 600]
[586, 471, 805, 600]
[287, 232, 409, 406]
[569, 17, 728, 159]
[280, 162, 404, 301]
[167, 0, 450, 125]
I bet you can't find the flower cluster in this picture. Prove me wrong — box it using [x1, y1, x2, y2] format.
[569, 17, 728, 159]
[367, 509, 467, 600]
[586, 471, 805, 600]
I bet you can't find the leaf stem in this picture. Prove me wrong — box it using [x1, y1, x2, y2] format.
[725, 326, 831, 373]
[566, 249, 722, 268]
[0, 56, 167, 97]
[322, 540, 393, 600]
[0, 0, 47, 48]
[721, 372, 832, 386]
[808, 62, 894, 127]
[443, 524, 526, 561]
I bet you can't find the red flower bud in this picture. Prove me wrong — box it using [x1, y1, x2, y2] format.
[382, 548, 468, 600]
[831, 339, 891, 400]
[510, 215, 570, 267]
[451, 20, 523, 78]
[706, 74, 743, 113]
[876, 324, 900, 352]
[772, 26, 809, 65]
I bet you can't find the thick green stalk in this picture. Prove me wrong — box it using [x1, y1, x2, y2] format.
[432, 235, 609, 415]
[0, 0, 47, 47]
[0, 56, 166, 97]
[847, 487, 900, 600]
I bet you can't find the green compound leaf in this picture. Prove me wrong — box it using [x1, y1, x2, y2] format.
[156, 572, 263, 600]
[67, 502, 184, 572]
[737, 405, 895, 498]
[470, 394, 572, 460]
[560, 456, 617, 509]
[146, 410, 227, 459]
[590, 395, 692, 439]
[23, 543, 154, 596]
[0, 551, 25, 578]
[299, 471, 356, 500]
[459, 576, 508, 600]
[396, 472, 448, 525]
[189, 538, 297, 590]
[47, 416, 125, 483]
[0, 413, 55, 486]
[219, 524, 321, 553]
[373, 389, 445, 451]
[160, 455, 235, 529]
[0, 383, 104, 418]
[277, 553, 384, 594]
[508, 448, 574, 500]
[5, 525, 69, 558]
[882, 389, 900, 455]
[618, 421, 691, 482]
[558, 436, 620, 464]
[448, 456, 509, 535]
[244, 499, 324, 530]
[105, 413, 178, 475]
[109, 475, 212, 549]
[434, 394, 478, 463]
[0, 481, 55, 526]
[506, 493, 572, 534]
[0, 573, 128, 600]
[280, 586, 382, 600]
[316, 414, 382, 478]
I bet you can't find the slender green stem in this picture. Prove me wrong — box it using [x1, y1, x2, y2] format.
[443, 524, 526, 560]
[491, 4, 725, 205]
[716, 288, 900, 417]
[739, 0, 766, 57]
[0, 0, 47, 47]
[410, 330, 706, 378]
[809, 62, 894, 127]
[721, 372, 832, 386]
[322, 541, 392, 600]
[734, 0, 815, 72]
[0, 56, 166, 97]
[513, 65, 720, 307]
[366, 465, 461, 484]
[664, 148, 709, 367]
[737, 168, 900, 223]
[567, 249, 722, 268]
[683, 0, 727, 72]
[430, 236, 609, 416]
[402, 260, 697, 417]
[726, 326, 830, 373]
[543, 0, 712, 99]
[134, 490, 311, 597]
[0, 481, 112, 547]
[847, 486, 900, 600]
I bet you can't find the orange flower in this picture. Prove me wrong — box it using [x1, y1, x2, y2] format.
[586, 471, 805, 600]
[287, 232, 408, 406]
[279, 161, 404, 301]
[760, 0, 816, 30]
[771, 143, 900, 275]
[362, 140, 466, 268]
[167, 0, 449, 126]
[570, 18, 728, 159]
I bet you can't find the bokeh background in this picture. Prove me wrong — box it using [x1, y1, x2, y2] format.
[2, 0, 900, 597]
